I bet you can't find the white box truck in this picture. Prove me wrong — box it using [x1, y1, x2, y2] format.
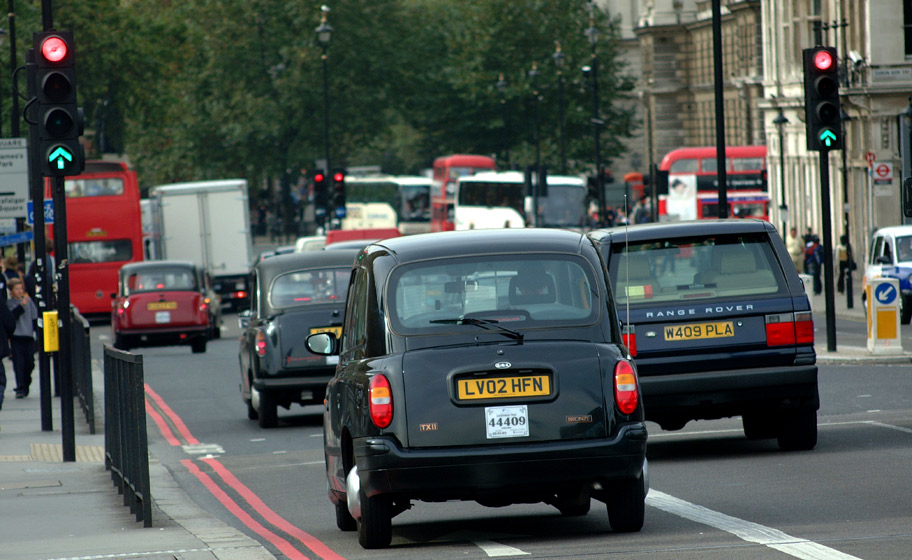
[149, 179, 253, 311]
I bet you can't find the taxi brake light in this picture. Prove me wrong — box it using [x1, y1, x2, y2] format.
[369, 374, 393, 428]
[255, 329, 267, 357]
[614, 360, 640, 415]
[235, 290, 247, 300]
[622, 325, 637, 357]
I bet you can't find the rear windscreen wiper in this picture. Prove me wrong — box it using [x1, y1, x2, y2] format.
[429, 317, 524, 342]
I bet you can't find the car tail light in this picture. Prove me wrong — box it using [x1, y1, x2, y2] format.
[765, 312, 814, 346]
[255, 329, 267, 357]
[614, 360, 639, 415]
[622, 325, 637, 357]
[199, 298, 209, 313]
[369, 374, 393, 428]
[235, 290, 247, 300]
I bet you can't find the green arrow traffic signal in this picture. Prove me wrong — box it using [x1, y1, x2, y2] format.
[48, 146, 74, 170]
[819, 128, 838, 148]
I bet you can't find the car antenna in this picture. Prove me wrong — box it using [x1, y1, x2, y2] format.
[624, 193, 631, 360]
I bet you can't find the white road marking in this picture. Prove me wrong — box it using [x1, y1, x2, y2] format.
[648, 490, 863, 560]
[473, 539, 530, 557]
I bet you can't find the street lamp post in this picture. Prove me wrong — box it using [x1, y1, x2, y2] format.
[315, 7, 333, 228]
[552, 42, 566, 175]
[584, 6, 606, 226]
[529, 62, 541, 227]
[773, 108, 789, 238]
[840, 108, 853, 308]
[496, 73, 510, 167]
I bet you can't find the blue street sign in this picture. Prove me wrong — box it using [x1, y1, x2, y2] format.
[874, 282, 897, 305]
[0, 230, 34, 247]
[26, 200, 55, 225]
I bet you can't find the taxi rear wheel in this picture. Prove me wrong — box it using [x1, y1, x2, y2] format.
[191, 338, 207, 353]
[258, 392, 278, 428]
[606, 474, 645, 533]
[742, 413, 780, 440]
[777, 409, 817, 451]
[357, 486, 392, 548]
[335, 502, 356, 531]
[554, 487, 591, 516]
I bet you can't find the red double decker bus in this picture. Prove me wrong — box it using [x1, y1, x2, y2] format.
[430, 154, 496, 232]
[657, 145, 768, 221]
[46, 160, 143, 317]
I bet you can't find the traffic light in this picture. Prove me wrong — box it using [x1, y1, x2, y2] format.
[803, 46, 842, 151]
[34, 31, 84, 176]
[331, 169, 346, 219]
[313, 170, 328, 221]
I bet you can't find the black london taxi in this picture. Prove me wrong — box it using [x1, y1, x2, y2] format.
[238, 250, 356, 428]
[112, 260, 221, 353]
[589, 219, 819, 451]
[306, 228, 648, 549]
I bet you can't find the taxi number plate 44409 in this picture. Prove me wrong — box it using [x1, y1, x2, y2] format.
[485, 405, 529, 439]
[665, 321, 734, 341]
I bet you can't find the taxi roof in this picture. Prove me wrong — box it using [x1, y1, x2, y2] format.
[254, 249, 359, 279]
[589, 218, 776, 244]
[364, 228, 590, 263]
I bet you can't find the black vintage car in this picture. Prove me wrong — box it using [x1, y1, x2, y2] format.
[589, 219, 819, 451]
[306, 228, 648, 549]
[238, 250, 357, 428]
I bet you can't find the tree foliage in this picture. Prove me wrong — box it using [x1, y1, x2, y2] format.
[4, 0, 635, 192]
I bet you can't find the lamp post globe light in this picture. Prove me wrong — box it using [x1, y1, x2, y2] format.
[552, 42, 566, 175]
[773, 108, 789, 237]
[315, 6, 333, 227]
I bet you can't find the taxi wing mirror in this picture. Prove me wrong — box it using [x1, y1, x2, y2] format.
[306, 332, 339, 355]
[875, 255, 892, 265]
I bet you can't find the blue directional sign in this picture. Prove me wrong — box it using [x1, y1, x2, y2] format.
[874, 282, 897, 305]
[0, 230, 34, 247]
[26, 200, 55, 225]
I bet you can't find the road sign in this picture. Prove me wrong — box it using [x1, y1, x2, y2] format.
[27, 199, 55, 225]
[0, 138, 30, 219]
[865, 151, 876, 167]
[874, 282, 898, 305]
[0, 230, 34, 247]
[874, 162, 893, 185]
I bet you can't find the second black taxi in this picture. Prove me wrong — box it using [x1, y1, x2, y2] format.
[306, 228, 648, 549]
[238, 249, 356, 428]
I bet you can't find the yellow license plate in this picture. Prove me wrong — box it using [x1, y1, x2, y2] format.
[457, 375, 550, 401]
[147, 301, 177, 311]
[309, 326, 342, 337]
[664, 321, 734, 341]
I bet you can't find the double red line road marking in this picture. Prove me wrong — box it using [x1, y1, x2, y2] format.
[144, 384, 346, 560]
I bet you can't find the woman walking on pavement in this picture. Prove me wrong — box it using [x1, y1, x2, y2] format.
[7, 278, 38, 398]
[0, 293, 17, 410]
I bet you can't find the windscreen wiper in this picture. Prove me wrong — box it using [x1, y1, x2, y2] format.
[429, 317, 524, 342]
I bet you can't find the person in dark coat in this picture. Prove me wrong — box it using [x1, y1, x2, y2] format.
[7, 278, 37, 398]
[0, 294, 19, 409]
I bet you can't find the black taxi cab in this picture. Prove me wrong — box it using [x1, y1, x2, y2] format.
[238, 250, 356, 428]
[306, 228, 648, 549]
[589, 220, 819, 451]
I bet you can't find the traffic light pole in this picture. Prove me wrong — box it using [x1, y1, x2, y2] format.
[819, 151, 837, 352]
[51, 175, 74, 461]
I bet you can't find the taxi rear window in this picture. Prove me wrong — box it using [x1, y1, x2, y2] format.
[609, 234, 786, 305]
[388, 255, 600, 334]
[269, 267, 349, 308]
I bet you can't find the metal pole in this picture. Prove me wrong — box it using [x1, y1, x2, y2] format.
[553, 43, 566, 175]
[8, 3, 25, 267]
[820, 150, 837, 352]
[321, 48, 330, 194]
[530, 63, 541, 228]
[711, 0, 728, 218]
[774, 109, 789, 236]
[52, 175, 75, 461]
[841, 113, 853, 308]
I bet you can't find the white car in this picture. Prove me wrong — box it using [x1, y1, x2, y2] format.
[862, 225, 912, 324]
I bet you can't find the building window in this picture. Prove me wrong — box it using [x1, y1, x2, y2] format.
[905, 0, 912, 57]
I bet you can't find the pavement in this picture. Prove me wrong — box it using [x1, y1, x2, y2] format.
[0, 286, 908, 560]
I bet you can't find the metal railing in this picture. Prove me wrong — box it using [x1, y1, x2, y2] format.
[103, 346, 152, 527]
[69, 307, 95, 433]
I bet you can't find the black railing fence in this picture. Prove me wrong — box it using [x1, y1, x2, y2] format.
[69, 307, 95, 433]
[103, 346, 152, 527]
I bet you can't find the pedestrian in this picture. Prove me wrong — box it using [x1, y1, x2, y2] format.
[805, 235, 823, 295]
[0, 294, 17, 410]
[836, 235, 854, 294]
[7, 278, 38, 398]
[786, 227, 804, 273]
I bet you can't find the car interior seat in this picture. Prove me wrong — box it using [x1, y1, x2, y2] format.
[508, 273, 557, 305]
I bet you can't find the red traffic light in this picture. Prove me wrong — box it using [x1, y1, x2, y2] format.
[813, 49, 834, 71]
[40, 36, 68, 63]
[314, 173, 325, 182]
[333, 172, 344, 182]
